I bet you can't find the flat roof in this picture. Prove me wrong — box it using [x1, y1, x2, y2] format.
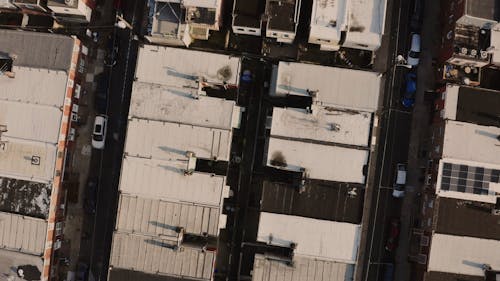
[0, 30, 75, 71]
[252, 254, 354, 281]
[109, 268, 188, 281]
[428, 233, 500, 276]
[444, 85, 500, 127]
[266, 137, 368, 183]
[442, 120, 500, 165]
[273, 62, 381, 112]
[0, 177, 50, 219]
[0, 249, 43, 281]
[135, 44, 241, 86]
[309, 0, 346, 43]
[125, 118, 232, 162]
[130, 82, 240, 130]
[344, 0, 386, 50]
[424, 271, 484, 281]
[266, 0, 297, 32]
[257, 212, 360, 263]
[0, 67, 67, 108]
[261, 180, 364, 224]
[110, 232, 215, 280]
[0, 212, 46, 255]
[116, 194, 223, 237]
[119, 157, 228, 207]
[436, 158, 500, 204]
[435, 197, 500, 241]
[270, 106, 371, 147]
[233, 0, 265, 28]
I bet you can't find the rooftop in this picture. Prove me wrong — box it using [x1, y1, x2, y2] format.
[428, 233, 500, 277]
[443, 85, 500, 127]
[257, 212, 360, 263]
[435, 197, 500, 241]
[0, 30, 75, 71]
[344, 0, 386, 50]
[463, 0, 498, 22]
[125, 118, 232, 162]
[436, 158, 500, 204]
[266, 137, 368, 183]
[47, 0, 77, 8]
[183, 0, 218, 8]
[130, 82, 241, 130]
[442, 120, 500, 166]
[108, 268, 188, 281]
[270, 106, 372, 147]
[424, 271, 484, 281]
[0, 177, 50, 219]
[252, 254, 354, 281]
[135, 45, 241, 86]
[150, 2, 183, 37]
[260, 180, 364, 224]
[233, 0, 265, 28]
[309, 0, 346, 44]
[110, 232, 215, 280]
[119, 156, 228, 207]
[0, 250, 43, 281]
[273, 62, 381, 112]
[0, 211, 46, 255]
[265, 0, 298, 32]
[116, 194, 224, 237]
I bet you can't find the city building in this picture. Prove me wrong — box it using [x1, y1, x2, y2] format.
[0, 30, 85, 281]
[265, 0, 301, 43]
[0, 0, 53, 28]
[411, 84, 500, 280]
[231, 0, 265, 36]
[107, 45, 242, 281]
[47, 0, 94, 23]
[146, 0, 223, 47]
[308, 0, 387, 51]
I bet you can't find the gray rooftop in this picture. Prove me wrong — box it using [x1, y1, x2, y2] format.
[0, 29, 74, 71]
[0, 177, 51, 219]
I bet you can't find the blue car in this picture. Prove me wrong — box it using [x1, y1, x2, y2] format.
[402, 72, 417, 108]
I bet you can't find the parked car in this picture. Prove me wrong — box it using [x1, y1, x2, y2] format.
[92, 115, 108, 149]
[84, 178, 98, 214]
[410, 0, 424, 32]
[385, 219, 401, 252]
[94, 73, 109, 114]
[402, 72, 417, 108]
[392, 163, 406, 198]
[407, 33, 421, 67]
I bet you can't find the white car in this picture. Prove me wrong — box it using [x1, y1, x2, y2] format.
[392, 163, 407, 198]
[92, 115, 108, 149]
[407, 33, 421, 67]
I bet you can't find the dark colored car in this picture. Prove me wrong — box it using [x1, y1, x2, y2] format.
[385, 219, 401, 252]
[84, 178, 98, 214]
[94, 72, 109, 114]
[402, 72, 417, 108]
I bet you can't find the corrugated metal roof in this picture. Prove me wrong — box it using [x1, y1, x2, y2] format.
[257, 212, 360, 263]
[135, 45, 241, 86]
[125, 118, 231, 162]
[266, 137, 368, 183]
[0, 30, 74, 71]
[252, 254, 354, 281]
[130, 82, 239, 130]
[119, 157, 228, 207]
[110, 232, 215, 280]
[0, 212, 46, 255]
[116, 194, 222, 237]
[270, 106, 371, 147]
[274, 62, 381, 112]
[0, 67, 68, 108]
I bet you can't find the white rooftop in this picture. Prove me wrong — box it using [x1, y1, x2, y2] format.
[0, 250, 43, 281]
[443, 120, 500, 165]
[125, 118, 232, 162]
[309, 0, 347, 45]
[257, 212, 360, 263]
[273, 62, 381, 112]
[116, 194, 224, 237]
[135, 44, 241, 86]
[119, 156, 228, 207]
[130, 82, 241, 130]
[252, 254, 354, 281]
[266, 137, 368, 183]
[0, 212, 47, 255]
[428, 233, 500, 276]
[343, 0, 386, 50]
[271, 106, 371, 147]
[110, 232, 215, 280]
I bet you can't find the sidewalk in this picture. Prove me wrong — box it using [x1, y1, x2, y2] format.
[394, 0, 442, 279]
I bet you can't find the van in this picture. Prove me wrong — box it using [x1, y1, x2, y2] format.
[393, 164, 406, 198]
